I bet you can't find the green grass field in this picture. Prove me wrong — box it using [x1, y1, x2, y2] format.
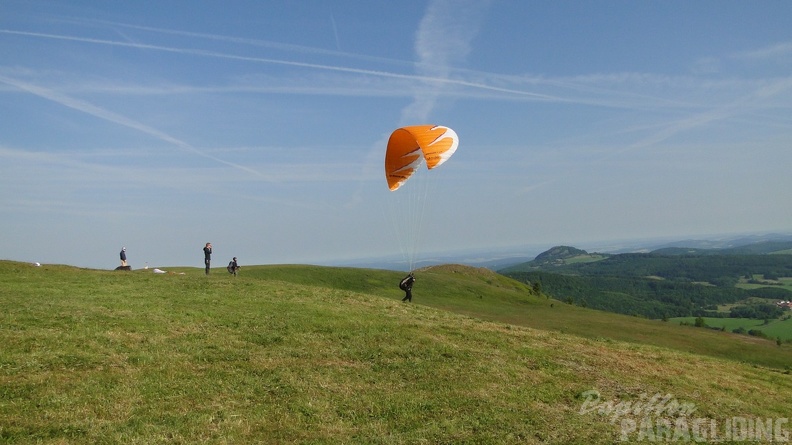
[671, 316, 792, 341]
[736, 276, 792, 292]
[1, 261, 791, 443]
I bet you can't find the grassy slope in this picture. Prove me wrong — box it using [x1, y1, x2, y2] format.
[239, 264, 792, 370]
[1, 261, 790, 444]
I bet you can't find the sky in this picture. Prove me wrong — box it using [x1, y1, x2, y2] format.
[2, 0, 792, 270]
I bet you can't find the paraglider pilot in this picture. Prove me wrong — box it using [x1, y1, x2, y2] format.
[227, 257, 239, 276]
[400, 272, 416, 302]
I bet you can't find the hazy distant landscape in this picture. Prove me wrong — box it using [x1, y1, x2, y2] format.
[497, 234, 792, 343]
[331, 232, 792, 269]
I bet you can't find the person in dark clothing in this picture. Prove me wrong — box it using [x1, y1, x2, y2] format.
[120, 247, 127, 267]
[203, 243, 212, 275]
[227, 257, 239, 276]
[399, 272, 416, 302]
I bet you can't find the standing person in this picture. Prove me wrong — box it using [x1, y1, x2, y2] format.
[120, 247, 127, 267]
[399, 272, 416, 302]
[227, 257, 239, 276]
[203, 242, 212, 275]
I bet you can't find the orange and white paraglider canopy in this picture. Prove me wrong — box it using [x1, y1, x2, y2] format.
[385, 125, 458, 191]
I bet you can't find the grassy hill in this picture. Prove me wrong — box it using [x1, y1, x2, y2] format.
[1, 261, 791, 443]
[245, 264, 791, 369]
[502, 246, 608, 270]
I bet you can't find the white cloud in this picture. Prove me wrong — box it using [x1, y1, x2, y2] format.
[733, 41, 792, 61]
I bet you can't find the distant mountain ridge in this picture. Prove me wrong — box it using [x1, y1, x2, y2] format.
[651, 240, 792, 256]
[329, 232, 792, 271]
[614, 233, 792, 254]
[533, 246, 589, 262]
[498, 236, 792, 321]
[502, 236, 792, 273]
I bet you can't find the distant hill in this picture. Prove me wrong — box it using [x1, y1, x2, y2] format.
[500, 246, 609, 272]
[604, 233, 786, 251]
[498, 238, 792, 321]
[651, 240, 792, 256]
[502, 236, 792, 274]
[649, 247, 716, 256]
[328, 233, 792, 271]
[534, 245, 588, 261]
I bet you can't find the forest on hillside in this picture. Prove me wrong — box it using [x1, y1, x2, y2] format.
[500, 252, 792, 319]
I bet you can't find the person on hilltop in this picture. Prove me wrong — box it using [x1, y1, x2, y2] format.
[120, 247, 127, 267]
[203, 242, 212, 275]
[227, 257, 240, 276]
[399, 272, 416, 302]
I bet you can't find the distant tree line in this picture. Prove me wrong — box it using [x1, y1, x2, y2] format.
[501, 253, 792, 319]
[557, 254, 792, 284]
[506, 271, 748, 318]
[729, 304, 784, 319]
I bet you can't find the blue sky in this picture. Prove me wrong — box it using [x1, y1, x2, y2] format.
[2, 0, 791, 270]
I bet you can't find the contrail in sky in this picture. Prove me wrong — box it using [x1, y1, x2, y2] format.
[0, 29, 560, 102]
[76, 18, 679, 111]
[330, 13, 341, 51]
[82, 18, 382, 63]
[0, 73, 268, 178]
